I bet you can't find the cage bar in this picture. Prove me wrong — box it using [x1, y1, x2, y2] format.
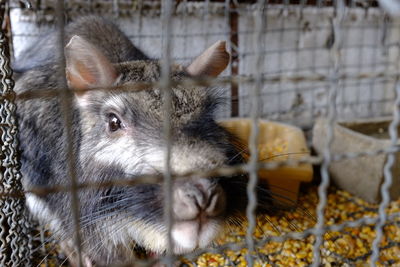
[161, 0, 174, 266]
[245, 0, 265, 266]
[54, 0, 84, 266]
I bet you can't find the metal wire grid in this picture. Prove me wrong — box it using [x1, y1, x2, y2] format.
[160, 0, 174, 265]
[1, 0, 400, 266]
[237, 6, 398, 127]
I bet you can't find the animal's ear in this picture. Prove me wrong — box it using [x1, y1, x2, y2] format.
[65, 35, 118, 92]
[186, 40, 230, 77]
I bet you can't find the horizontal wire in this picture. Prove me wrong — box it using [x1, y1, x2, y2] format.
[0, 144, 394, 199]
[8, 70, 400, 102]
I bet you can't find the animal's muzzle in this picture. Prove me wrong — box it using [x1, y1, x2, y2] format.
[173, 178, 226, 221]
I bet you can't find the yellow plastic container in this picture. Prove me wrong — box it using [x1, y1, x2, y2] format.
[219, 118, 313, 205]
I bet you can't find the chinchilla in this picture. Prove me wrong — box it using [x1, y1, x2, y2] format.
[15, 16, 272, 266]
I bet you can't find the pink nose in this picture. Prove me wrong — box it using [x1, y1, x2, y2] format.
[173, 178, 226, 221]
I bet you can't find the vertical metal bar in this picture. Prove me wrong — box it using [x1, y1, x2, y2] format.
[55, 1, 83, 266]
[161, 0, 174, 266]
[203, 0, 210, 48]
[113, 0, 119, 18]
[224, 0, 232, 118]
[383, 17, 398, 116]
[366, 19, 381, 119]
[245, 1, 265, 266]
[137, 0, 143, 51]
[379, 15, 390, 118]
[355, 13, 367, 118]
[292, 0, 305, 125]
[310, 1, 318, 124]
[312, 0, 344, 266]
[370, 82, 400, 266]
[277, 3, 285, 120]
[340, 6, 352, 125]
[182, 0, 188, 63]
[229, 0, 239, 117]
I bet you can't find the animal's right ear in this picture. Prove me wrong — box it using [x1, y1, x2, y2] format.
[186, 40, 230, 77]
[65, 35, 118, 105]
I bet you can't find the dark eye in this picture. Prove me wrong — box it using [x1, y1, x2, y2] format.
[108, 113, 123, 132]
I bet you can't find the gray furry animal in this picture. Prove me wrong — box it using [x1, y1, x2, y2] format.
[15, 16, 270, 266]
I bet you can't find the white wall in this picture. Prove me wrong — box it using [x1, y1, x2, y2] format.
[10, 3, 400, 126]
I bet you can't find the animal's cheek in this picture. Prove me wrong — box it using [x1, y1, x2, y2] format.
[84, 136, 145, 174]
[79, 112, 100, 135]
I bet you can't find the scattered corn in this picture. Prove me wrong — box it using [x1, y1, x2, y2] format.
[182, 186, 400, 266]
[33, 186, 400, 266]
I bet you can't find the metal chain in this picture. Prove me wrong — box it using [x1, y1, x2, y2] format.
[0, 0, 31, 265]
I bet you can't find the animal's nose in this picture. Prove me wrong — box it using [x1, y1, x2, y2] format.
[173, 178, 226, 221]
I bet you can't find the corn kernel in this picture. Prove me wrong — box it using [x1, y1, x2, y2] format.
[35, 186, 400, 266]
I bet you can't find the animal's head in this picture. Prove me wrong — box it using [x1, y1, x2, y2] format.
[63, 35, 251, 257]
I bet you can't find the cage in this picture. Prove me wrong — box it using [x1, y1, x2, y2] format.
[0, 0, 400, 266]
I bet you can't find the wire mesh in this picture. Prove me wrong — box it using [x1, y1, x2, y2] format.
[1, 0, 400, 266]
[245, 1, 265, 266]
[312, 0, 344, 265]
[160, 0, 174, 265]
[54, 1, 84, 266]
[370, 82, 400, 266]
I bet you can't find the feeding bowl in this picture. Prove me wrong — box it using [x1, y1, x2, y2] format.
[312, 117, 400, 203]
[219, 118, 313, 205]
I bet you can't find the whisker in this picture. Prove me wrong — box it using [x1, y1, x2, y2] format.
[258, 151, 309, 161]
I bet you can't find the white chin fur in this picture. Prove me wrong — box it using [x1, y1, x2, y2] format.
[26, 194, 62, 232]
[171, 220, 220, 254]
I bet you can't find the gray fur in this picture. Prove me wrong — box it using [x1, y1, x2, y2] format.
[15, 16, 260, 266]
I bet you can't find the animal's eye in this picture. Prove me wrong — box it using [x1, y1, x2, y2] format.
[108, 113, 123, 132]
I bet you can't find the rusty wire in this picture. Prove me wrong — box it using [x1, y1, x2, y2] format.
[312, 0, 345, 265]
[54, 0, 84, 266]
[245, 0, 265, 266]
[161, 0, 174, 266]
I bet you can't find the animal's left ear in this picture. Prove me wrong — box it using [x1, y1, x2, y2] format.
[186, 40, 230, 77]
[65, 35, 118, 91]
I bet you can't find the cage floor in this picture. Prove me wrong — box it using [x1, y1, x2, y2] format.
[33, 186, 400, 267]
